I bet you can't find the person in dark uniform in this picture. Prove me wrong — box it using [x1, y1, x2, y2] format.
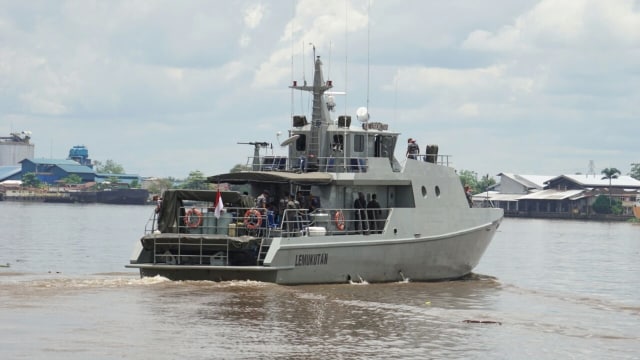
[354, 192, 368, 233]
[367, 193, 382, 233]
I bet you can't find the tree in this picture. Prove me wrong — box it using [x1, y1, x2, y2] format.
[107, 176, 120, 185]
[95, 160, 125, 174]
[477, 174, 497, 193]
[458, 170, 479, 192]
[182, 170, 210, 190]
[61, 174, 82, 185]
[21, 172, 41, 188]
[592, 194, 622, 215]
[148, 178, 174, 195]
[630, 163, 640, 180]
[601, 167, 621, 207]
[230, 164, 251, 173]
[458, 170, 496, 194]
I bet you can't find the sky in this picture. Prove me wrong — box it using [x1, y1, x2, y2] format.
[1, 0, 639, 179]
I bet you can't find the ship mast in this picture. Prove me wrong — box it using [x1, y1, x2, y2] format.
[290, 50, 332, 170]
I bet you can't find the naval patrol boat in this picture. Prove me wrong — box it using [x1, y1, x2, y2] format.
[126, 55, 504, 284]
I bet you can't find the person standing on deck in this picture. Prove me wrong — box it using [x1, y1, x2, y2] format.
[296, 191, 309, 222]
[406, 138, 420, 160]
[286, 193, 301, 235]
[278, 192, 288, 224]
[354, 192, 368, 234]
[308, 194, 321, 213]
[367, 193, 382, 234]
[256, 190, 269, 210]
[464, 185, 473, 208]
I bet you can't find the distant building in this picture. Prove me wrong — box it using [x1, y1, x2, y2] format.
[95, 173, 141, 186]
[0, 131, 34, 166]
[0, 166, 22, 183]
[67, 145, 93, 167]
[475, 173, 640, 219]
[2, 144, 142, 187]
[19, 158, 96, 184]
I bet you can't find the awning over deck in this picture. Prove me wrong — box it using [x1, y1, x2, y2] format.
[207, 171, 333, 185]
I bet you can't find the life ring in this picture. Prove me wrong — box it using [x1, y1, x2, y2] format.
[244, 208, 262, 230]
[334, 211, 345, 231]
[184, 208, 203, 228]
[163, 250, 176, 265]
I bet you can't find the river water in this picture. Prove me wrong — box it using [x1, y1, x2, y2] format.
[1, 201, 639, 359]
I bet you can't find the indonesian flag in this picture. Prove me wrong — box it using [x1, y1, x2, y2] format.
[214, 189, 224, 219]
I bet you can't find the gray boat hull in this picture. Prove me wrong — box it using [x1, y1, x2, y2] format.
[127, 217, 501, 284]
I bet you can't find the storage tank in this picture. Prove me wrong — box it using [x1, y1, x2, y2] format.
[0, 131, 35, 166]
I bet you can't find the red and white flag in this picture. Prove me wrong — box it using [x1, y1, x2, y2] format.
[214, 189, 224, 218]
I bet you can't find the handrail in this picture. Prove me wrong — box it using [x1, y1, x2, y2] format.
[145, 205, 391, 237]
[246, 154, 453, 173]
[144, 205, 392, 266]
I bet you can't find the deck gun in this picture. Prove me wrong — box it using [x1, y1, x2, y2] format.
[237, 142, 272, 170]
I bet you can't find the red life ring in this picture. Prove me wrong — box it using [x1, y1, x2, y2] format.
[184, 208, 203, 228]
[244, 208, 262, 230]
[334, 211, 345, 231]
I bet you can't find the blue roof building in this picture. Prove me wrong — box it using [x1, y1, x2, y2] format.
[19, 158, 96, 184]
[0, 165, 22, 182]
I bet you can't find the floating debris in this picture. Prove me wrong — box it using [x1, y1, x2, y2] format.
[463, 320, 502, 325]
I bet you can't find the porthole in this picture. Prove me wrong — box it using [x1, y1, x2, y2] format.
[421, 185, 427, 198]
[435, 185, 441, 197]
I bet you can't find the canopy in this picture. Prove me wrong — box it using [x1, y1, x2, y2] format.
[157, 189, 243, 233]
[207, 171, 333, 185]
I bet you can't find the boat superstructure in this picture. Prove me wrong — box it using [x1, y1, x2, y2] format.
[126, 55, 503, 284]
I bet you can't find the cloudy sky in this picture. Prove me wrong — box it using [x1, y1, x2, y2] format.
[1, 0, 638, 179]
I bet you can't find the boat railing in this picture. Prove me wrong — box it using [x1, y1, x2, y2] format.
[246, 154, 453, 172]
[406, 154, 452, 166]
[143, 205, 391, 266]
[246, 156, 369, 173]
[144, 205, 391, 238]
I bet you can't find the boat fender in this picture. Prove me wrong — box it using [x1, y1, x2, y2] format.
[244, 208, 262, 230]
[184, 208, 203, 228]
[334, 211, 345, 231]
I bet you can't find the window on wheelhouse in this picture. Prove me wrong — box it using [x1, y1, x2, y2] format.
[354, 134, 365, 152]
[295, 134, 307, 151]
[332, 134, 344, 152]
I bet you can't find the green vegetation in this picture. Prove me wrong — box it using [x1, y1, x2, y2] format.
[60, 174, 82, 185]
[458, 170, 496, 194]
[592, 195, 622, 215]
[230, 163, 251, 173]
[94, 159, 125, 174]
[147, 178, 175, 195]
[629, 163, 640, 180]
[21, 172, 41, 188]
[181, 170, 210, 190]
[601, 167, 621, 208]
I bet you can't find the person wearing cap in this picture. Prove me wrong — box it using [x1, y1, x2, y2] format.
[406, 138, 420, 160]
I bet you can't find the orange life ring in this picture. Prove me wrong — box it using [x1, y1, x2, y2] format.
[184, 208, 203, 228]
[334, 211, 345, 231]
[244, 208, 262, 230]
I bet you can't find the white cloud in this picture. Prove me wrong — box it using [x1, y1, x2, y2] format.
[0, 0, 638, 179]
[457, 103, 479, 117]
[462, 0, 640, 51]
[244, 3, 266, 29]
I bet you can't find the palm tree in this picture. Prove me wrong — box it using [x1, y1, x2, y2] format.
[601, 167, 621, 208]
